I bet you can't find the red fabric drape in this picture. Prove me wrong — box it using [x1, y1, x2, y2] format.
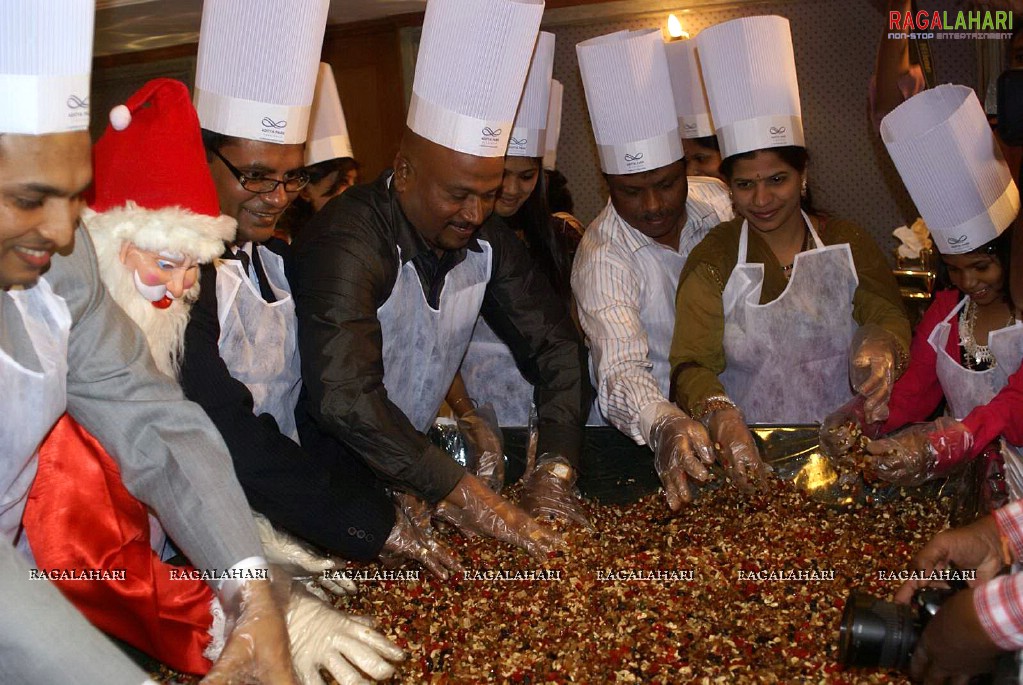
[23, 414, 215, 675]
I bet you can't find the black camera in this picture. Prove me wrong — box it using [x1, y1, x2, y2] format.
[838, 587, 956, 671]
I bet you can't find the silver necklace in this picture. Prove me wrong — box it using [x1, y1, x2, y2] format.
[960, 297, 1015, 369]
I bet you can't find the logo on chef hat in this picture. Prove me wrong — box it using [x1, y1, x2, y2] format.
[260, 116, 287, 140]
[479, 126, 503, 150]
[66, 94, 90, 122]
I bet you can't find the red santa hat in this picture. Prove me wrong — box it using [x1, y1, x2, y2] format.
[87, 78, 235, 261]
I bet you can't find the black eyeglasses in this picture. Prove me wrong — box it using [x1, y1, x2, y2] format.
[211, 148, 310, 194]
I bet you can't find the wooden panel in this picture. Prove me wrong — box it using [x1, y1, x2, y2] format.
[321, 25, 407, 181]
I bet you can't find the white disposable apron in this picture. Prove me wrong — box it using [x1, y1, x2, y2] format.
[216, 246, 302, 442]
[378, 242, 492, 432]
[719, 213, 858, 424]
[461, 318, 533, 426]
[1, 277, 70, 543]
[929, 299, 1023, 500]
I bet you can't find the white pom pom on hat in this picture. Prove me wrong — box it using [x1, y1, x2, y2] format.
[109, 104, 132, 131]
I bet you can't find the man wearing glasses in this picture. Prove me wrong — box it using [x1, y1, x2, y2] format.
[175, 1, 458, 588]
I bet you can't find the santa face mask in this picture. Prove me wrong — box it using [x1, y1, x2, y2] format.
[119, 243, 199, 309]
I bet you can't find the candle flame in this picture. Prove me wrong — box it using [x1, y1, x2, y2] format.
[667, 14, 689, 39]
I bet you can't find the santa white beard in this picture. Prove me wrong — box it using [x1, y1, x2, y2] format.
[91, 232, 197, 380]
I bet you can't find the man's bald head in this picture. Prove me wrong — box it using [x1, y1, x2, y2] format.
[393, 128, 505, 254]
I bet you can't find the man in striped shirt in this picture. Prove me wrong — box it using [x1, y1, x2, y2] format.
[573, 30, 733, 511]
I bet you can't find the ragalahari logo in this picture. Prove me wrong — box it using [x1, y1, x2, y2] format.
[888, 9, 1013, 39]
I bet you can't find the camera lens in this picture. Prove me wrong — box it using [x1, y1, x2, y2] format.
[839, 591, 919, 670]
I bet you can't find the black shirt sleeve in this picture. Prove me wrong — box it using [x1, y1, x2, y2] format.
[292, 189, 466, 503]
[479, 223, 588, 466]
[179, 262, 394, 558]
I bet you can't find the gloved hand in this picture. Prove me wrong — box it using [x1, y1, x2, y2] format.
[519, 454, 594, 530]
[647, 403, 715, 510]
[381, 500, 463, 580]
[202, 577, 299, 685]
[457, 403, 505, 492]
[819, 395, 885, 461]
[865, 417, 973, 486]
[441, 472, 563, 559]
[254, 512, 356, 598]
[705, 406, 771, 494]
[285, 583, 405, 685]
[850, 324, 903, 424]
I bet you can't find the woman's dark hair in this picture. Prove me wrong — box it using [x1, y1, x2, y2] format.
[508, 159, 573, 298]
[305, 156, 360, 198]
[719, 145, 824, 216]
[280, 157, 361, 239]
[545, 168, 574, 215]
[691, 135, 720, 151]
[935, 224, 1014, 294]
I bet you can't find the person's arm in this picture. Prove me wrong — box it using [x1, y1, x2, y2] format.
[669, 261, 729, 417]
[0, 540, 152, 685]
[962, 363, 1023, 456]
[293, 211, 465, 503]
[47, 227, 262, 574]
[572, 240, 666, 444]
[871, 0, 926, 130]
[479, 224, 586, 466]
[841, 221, 913, 357]
[883, 291, 957, 431]
[179, 263, 392, 559]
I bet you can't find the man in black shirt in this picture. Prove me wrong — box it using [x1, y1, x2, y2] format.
[292, 127, 589, 556]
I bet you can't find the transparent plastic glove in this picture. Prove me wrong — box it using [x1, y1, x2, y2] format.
[850, 325, 902, 424]
[519, 454, 594, 530]
[254, 512, 356, 597]
[285, 583, 405, 685]
[202, 578, 299, 685]
[442, 472, 563, 558]
[457, 403, 505, 492]
[705, 407, 771, 494]
[649, 406, 716, 510]
[866, 418, 974, 486]
[819, 395, 885, 461]
[380, 502, 463, 580]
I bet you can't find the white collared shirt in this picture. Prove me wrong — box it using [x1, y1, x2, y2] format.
[572, 183, 731, 442]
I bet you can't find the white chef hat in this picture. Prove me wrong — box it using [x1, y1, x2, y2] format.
[697, 16, 803, 159]
[508, 32, 555, 158]
[577, 29, 682, 175]
[306, 63, 354, 166]
[542, 79, 564, 171]
[193, 0, 329, 145]
[0, 0, 94, 135]
[665, 39, 714, 139]
[882, 84, 1019, 255]
[408, 0, 544, 158]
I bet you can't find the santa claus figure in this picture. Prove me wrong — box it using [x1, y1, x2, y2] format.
[22, 79, 403, 683]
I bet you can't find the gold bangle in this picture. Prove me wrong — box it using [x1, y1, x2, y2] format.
[451, 397, 477, 415]
[691, 396, 737, 422]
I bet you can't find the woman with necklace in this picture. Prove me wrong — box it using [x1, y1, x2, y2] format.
[860, 85, 1023, 495]
[668, 17, 911, 491]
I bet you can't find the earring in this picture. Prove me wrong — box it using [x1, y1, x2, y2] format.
[800, 178, 808, 198]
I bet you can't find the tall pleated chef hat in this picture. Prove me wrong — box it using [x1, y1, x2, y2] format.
[306, 63, 354, 165]
[697, 16, 803, 159]
[577, 29, 682, 175]
[508, 31, 555, 158]
[408, 0, 544, 157]
[0, 0, 94, 135]
[193, 0, 329, 145]
[881, 84, 1019, 255]
[665, 39, 714, 139]
[542, 79, 564, 171]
